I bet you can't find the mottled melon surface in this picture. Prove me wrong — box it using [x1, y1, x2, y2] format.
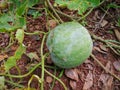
[46, 22, 93, 68]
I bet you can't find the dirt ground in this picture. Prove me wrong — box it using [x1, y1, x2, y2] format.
[0, 0, 120, 90]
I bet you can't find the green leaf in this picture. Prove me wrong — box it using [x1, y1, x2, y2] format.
[8, 0, 24, 11]
[5, 44, 26, 71]
[67, 1, 80, 10]
[0, 16, 26, 33]
[0, 76, 5, 90]
[55, 0, 68, 7]
[15, 16, 26, 29]
[0, 22, 19, 32]
[8, 0, 21, 7]
[16, 29, 24, 43]
[27, 0, 40, 8]
[0, 29, 6, 32]
[15, 44, 26, 59]
[87, 0, 100, 7]
[55, 0, 101, 15]
[0, 13, 24, 32]
[28, 9, 42, 18]
[16, 1, 27, 16]
[0, 13, 15, 32]
[4, 56, 16, 72]
[0, 22, 12, 30]
[0, 14, 14, 23]
[67, 0, 90, 15]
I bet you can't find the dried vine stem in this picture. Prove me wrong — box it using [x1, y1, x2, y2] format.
[91, 54, 120, 81]
[90, 33, 120, 55]
[55, 9, 75, 21]
[94, 8, 109, 31]
[46, 0, 63, 23]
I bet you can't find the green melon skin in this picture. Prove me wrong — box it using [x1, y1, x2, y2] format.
[46, 22, 93, 68]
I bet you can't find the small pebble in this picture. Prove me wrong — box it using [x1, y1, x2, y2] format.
[46, 76, 53, 83]
[35, 25, 40, 29]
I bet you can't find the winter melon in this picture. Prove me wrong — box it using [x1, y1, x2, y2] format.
[46, 22, 93, 68]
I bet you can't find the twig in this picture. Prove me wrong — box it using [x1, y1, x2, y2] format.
[90, 32, 120, 55]
[55, 9, 75, 20]
[47, 9, 60, 24]
[94, 8, 109, 31]
[46, 0, 63, 23]
[100, 7, 118, 25]
[91, 54, 120, 81]
[45, 1, 60, 24]
[107, 44, 120, 55]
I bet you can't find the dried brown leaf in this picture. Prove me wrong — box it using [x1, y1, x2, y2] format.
[83, 71, 93, 90]
[105, 61, 113, 73]
[93, 10, 99, 20]
[94, 46, 106, 54]
[99, 44, 108, 52]
[99, 74, 109, 84]
[70, 80, 77, 90]
[114, 29, 120, 41]
[0, 54, 8, 61]
[99, 74, 113, 90]
[103, 76, 113, 90]
[101, 20, 108, 27]
[86, 64, 94, 70]
[65, 69, 79, 81]
[113, 61, 120, 71]
[99, 61, 114, 90]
